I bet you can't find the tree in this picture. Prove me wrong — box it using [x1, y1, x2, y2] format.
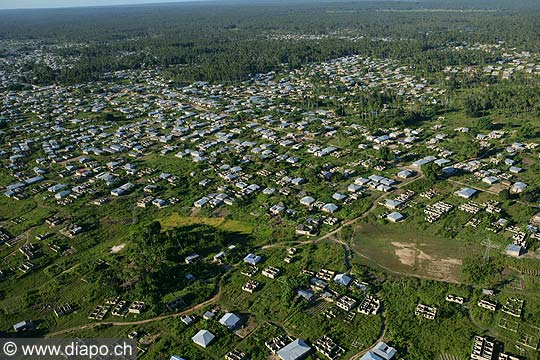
[103, 113, 116, 122]
[499, 189, 512, 201]
[464, 97, 492, 118]
[215, 230, 227, 247]
[407, 346, 434, 360]
[521, 190, 536, 203]
[144, 221, 162, 239]
[379, 146, 394, 162]
[461, 255, 503, 286]
[462, 140, 481, 159]
[518, 123, 537, 139]
[422, 162, 439, 184]
[473, 117, 493, 131]
[336, 104, 347, 116]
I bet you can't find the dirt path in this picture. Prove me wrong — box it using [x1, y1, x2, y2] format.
[262, 172, 469, 284]
[262, 172, 424, 251]
[46, 288, 221, 338]
[349, 314, 386, 360]
[262, 190, 387, 251]
[342, 242, 352, 271]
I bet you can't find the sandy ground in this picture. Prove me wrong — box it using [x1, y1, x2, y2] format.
[392, 241, 462, 282]
[111, 243, 126, 253]
[392, 242, 417, 267]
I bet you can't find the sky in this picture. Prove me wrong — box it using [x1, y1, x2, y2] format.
[0, 0, 207, 10]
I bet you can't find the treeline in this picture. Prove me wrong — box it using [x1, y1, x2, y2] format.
[17, 37, 502, 86]
[3, 0, 540, 85]
[97, 221, 248, 308]
[464, 80, 540, 116]
[3, 1, 540, 44]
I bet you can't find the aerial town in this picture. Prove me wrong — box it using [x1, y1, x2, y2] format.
[0, 1, 539, 360]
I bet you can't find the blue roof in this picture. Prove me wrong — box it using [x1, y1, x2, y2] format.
[360, 342, 396, 360]
[191, 330, 215, 348]
[322, 203, 339, 212]
[398, 169, 413, 176]
[203, 311, 215, 319]
[14, 320, 29, 328]
[387, 212, 404, 221]
[277, 339, 311, 360]
[297, 289, 314, 300]
[386, 199, 402, 207]
[25, 176, 44, 185]
[13, 320, 33, 331]
[360, 352, 384, 360]
[373, 341, 397, 359]
[442, 166, 458, 176]
[513, 182, 528, 189]
[300, 196, 315, 204]
[457, 188, 477, 198]
[412, 158, 432, 167]
[244, 253, 262, 265]
[219, 313, 240, 328]
[434, 158, 451, 166]
[368, 174, 384, 182]
[506, 244, 524, 256]
[334, 273, 352, 286]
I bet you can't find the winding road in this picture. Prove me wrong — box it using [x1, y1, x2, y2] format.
[45, 171, 424, 353]
[46, 287, 221, 338]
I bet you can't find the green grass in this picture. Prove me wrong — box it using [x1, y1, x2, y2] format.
[160, 213, 253, 234]
[350, 221, 469, 283]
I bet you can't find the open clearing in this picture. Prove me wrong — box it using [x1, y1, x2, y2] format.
[160, 212, 253, 234]
[350, 222, 466, 282]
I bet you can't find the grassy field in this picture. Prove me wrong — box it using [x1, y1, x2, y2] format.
[350, 221, 470, 283]
[160, 213, 254, 234]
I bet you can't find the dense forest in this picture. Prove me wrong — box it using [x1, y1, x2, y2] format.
[3, 0, 540, 85]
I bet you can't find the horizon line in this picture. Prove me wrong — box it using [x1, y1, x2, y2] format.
[0, 0, 220, 11]
[0, 0, 349, 11]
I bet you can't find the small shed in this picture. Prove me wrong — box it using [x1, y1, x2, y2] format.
[277, 338, 311, 360]
[387, 212, 404, 223]
[244, 253, 262, 266]
[456, 188, 478, 199]
[192, 330, 215, 348]
[322, 203, 338, 214]
[13, 320, 34, 332]
[334, 273, 352, 286]
[219, 312, 241, 329]
[506, 244, 525, 258]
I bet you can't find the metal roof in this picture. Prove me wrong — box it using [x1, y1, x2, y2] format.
[277, 339, 311, 360]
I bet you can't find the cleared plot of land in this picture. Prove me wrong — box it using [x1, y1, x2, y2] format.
[350, 222, 467, 282]
[160, 212, 253, 234]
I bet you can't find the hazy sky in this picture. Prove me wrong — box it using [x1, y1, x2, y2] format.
[0, 0, 206, 10]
